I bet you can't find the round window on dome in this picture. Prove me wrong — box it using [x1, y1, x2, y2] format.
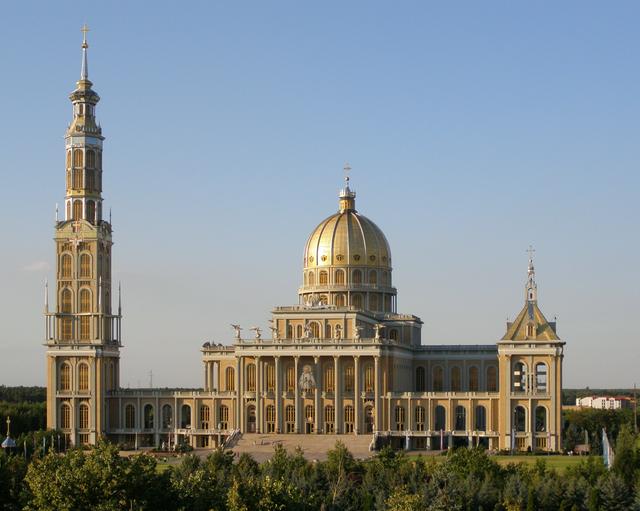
[336, 254, 344, 262]
[369, 255, 376, 262]
[321, 255, 327, 262]
[353, 255, 361, 261]
[309, 256, 314, 263]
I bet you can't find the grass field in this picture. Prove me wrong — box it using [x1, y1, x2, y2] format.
[492, 455, 588, 471]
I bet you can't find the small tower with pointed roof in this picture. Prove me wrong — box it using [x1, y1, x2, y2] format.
[497, 249, 565, 452]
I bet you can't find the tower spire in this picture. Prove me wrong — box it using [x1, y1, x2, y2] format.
[338, 162, 356, 213]
[525, 245, 537, 302]
[80, 24, 89, 81]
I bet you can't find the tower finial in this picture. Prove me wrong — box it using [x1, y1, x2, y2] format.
[338, 162, 356, 212]
[44, 279, 49, 313]
[118, 281, 122, 315]
[525, 245, 537, 302]
[80, 24, 90, 80]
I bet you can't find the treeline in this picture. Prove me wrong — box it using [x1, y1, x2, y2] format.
[1, 429, 640, 511]
[0, 386, 45, 403]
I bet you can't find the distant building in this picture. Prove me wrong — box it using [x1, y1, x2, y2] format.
[575, 396, 632, 410]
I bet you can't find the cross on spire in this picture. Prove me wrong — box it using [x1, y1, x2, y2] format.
[343, 162, 351, 186]
[527, 245, 535, 261]
[81, 24, 90, 48]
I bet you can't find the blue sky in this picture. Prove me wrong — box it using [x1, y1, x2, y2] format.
[0, 1, 638, 388]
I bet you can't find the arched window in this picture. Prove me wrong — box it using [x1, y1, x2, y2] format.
[73, 149, 83, 168]
[352, 294, 362, 309]
[394, 406, 405, 431]
[61, 254, 72, 278]
[80, 289, 91, 340]
[144, 404, 154, 429]
[433, 366, 444, 392]
[86, 149, 95, 168]
[535, 363, 548, 393]
[286, 365, 295, 391]
[535, 406, 547, 432]
[335, 294, 346, 307]
[61, 290, 72, 340]
[325, 324, 332, 339]
[180, 404, 191, 429]
[310, 322, 320, 338]
[308, 272, 315, 286]
[296, 325, 303, 338]
[475, 406, 487, 431]
[320, 294, 329, 305]
[451, 366, 461, 391]
[455, 406, 466, 431]
[344, 365, 354, 392]
[266, 405, 276, 432]
[287, 324, 293, 339]
[415, 406, 426, 431]
[125, 404, 136, 428]
[335, 270, 345, 285]
[162, 404, 172, 429]
[344, 405, 354, 433]
[305, 404, 314, 423]
[72, 169, 83, 189]
[86, 201, 95, 223]
[78, 363, 89, 391]
[73, 200, 83, 220]
[416, 367, 426, 392]
[66, 150, 71, 169]
[60, 363, 71, 391]
[285, 405, 295, 433]
[469, 366, 479, 392]
[513, 362, 527, 392]
[80, 253, 91, 277]
[364, 364, 374, 392]
[66, 170, 71, 189]
[526, 323, 535, 338]
[369, 271, 377, 285]
[200, 405, 210, 429]
[61, 403, 71, 429]
[389, 329, 398, 341]
[487, 366, 498, 392]
[79, 403, 89, 429]
[324, 405, 335, 433]
[382, 271, 389, 286]
[352, 270, 362, 284]
[319, 271, 328, 285]
[369, 294, 379, 311]
[434, 405, 446, 431]
[324, 364, 335, 392]
[514, 406, 526, 432]
[247, 363, 256, 392]
[266, 363, 275, 391]
[219, 405, 229, 429]
[225, 367, 235, 391]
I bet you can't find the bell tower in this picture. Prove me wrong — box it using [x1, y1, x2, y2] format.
[45, 27, 122, 446]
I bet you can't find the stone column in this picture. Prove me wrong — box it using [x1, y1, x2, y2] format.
[333, 355, 340, 433]
[354, 355, 360, 434]
[294, 356, 300, 433]
[275, 356, 281, 433]
[314, 356, 320, 434]
[235, 357, 241, 431]
[256, 356, 261, 434]
[374, 356, 381, 432]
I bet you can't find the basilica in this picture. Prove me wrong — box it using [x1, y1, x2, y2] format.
[45, 32, 565, 452]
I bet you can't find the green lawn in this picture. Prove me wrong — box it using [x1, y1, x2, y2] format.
[492, 455, 588, 471]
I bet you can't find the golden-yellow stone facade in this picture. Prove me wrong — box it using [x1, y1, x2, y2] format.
[45, 34, 564, 452]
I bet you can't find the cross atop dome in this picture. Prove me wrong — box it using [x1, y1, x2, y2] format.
[339, 162, 356, 212]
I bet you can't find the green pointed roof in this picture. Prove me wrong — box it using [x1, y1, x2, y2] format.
[502, 301, 559, 341]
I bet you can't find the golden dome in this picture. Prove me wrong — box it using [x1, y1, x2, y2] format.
[303, 189, 391, 270]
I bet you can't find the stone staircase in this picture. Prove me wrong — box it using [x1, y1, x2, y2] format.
[229, 433, 375, 462]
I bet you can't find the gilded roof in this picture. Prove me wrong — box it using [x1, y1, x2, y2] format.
[303, 210, 392, 269]
[502, 301, 559, 341]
